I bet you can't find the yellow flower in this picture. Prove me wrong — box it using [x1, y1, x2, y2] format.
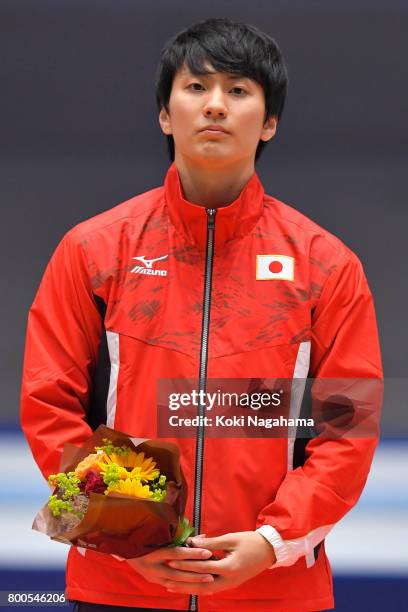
[98, 450, 159, 481]
[107, 478, 154, 499]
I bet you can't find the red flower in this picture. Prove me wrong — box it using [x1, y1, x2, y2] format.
[80, 471, 106, 495]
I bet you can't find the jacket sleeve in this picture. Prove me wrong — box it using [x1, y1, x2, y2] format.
[20, 228, 103, 479]
[256, 251, 383, 567]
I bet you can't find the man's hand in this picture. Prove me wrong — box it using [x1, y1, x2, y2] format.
[165, 531, 276, 595]
[126, 545, 215, 590]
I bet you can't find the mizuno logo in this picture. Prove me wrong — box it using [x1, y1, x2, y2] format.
[132, 255, 168, 269]
[130, 254, 168, 277]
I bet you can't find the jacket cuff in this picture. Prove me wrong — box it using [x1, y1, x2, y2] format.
[256, 523, 334, 569]
[256, 525, 294, 568]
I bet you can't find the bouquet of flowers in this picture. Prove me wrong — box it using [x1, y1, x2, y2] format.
[33, 425, 193, 558]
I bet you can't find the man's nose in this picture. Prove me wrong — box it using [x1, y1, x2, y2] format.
[202, 90, 227, 118]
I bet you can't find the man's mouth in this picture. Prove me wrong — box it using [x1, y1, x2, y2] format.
[199, 125, 230, 134]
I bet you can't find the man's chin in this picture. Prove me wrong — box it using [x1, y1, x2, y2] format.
[190, 146, 240, 167]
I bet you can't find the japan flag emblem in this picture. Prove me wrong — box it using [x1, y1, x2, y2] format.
[256, 254, 295, 281]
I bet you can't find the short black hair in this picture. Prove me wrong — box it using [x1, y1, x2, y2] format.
[155, 18, 289, 162]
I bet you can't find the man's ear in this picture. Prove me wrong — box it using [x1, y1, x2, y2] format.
[159, 106, 172, 135]
[260, 115, 278, 142]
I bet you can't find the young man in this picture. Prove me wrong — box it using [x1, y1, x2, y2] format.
[21, 18, 382, 612]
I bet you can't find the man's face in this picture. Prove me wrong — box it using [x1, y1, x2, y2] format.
[159, 63, 277, 169]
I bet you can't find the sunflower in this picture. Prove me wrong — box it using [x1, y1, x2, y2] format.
[97, 450, 160, 481]
[106, 478, 154, 499]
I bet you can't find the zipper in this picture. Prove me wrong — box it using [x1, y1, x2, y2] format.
[189, 208, 217, 612]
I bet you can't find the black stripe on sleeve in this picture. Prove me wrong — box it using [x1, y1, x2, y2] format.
[87, 295, 110, 430]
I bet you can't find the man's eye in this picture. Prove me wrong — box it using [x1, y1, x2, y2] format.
[188, 83, 205, 91]
[230, 87, 246, 95]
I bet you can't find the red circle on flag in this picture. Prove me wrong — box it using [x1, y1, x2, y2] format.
[269, 260, 283, 274]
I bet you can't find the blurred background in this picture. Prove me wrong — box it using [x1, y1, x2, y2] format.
[1, 0, 407, 610]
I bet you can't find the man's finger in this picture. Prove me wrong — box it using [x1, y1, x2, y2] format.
[189, 534, 236, 551]
[167, 557, 229, 575]
[156, 546, 212, 561]
[186, 533, 206, 545]
[160, 565, 214, 583]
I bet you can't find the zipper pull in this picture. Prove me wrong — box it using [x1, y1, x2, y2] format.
[206, 208, 217, 229]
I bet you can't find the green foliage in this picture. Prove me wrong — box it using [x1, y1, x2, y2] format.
[151, 488, 167, 502]
[150, 473, 167, 501]
[48, 472, 80, 500]
[170, 518, 195, 547]
[47, 495, 83, 519]
[101, 463, 121, 487]
[104, 481, 120, 495]
[47, 472, 84, 518]
[95, 438, 131, 457]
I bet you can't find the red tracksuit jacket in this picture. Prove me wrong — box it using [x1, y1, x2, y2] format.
[20, 163, 383, 611]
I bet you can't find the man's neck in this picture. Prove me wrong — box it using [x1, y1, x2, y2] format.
[174, 156, 255, 208]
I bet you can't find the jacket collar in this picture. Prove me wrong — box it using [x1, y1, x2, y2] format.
[164, 163, 264, 249]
